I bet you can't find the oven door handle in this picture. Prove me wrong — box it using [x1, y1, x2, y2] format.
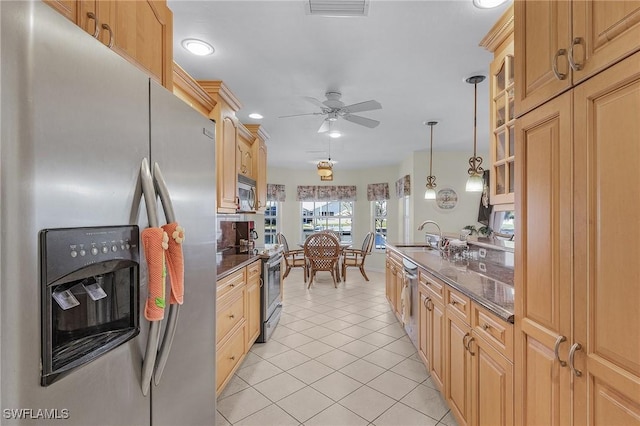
[267, 255, 283, 269]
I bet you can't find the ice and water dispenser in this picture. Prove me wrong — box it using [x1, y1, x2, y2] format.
[40, 225, 140, 386]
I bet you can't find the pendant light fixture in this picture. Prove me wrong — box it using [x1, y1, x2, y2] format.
[317, 141, 334, 179]
[465, 75, 486, 192]
[424, 121, 438, 200]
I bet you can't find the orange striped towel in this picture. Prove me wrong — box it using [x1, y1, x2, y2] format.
[142, 227, 167, 321]
[162, 222, 185, 305]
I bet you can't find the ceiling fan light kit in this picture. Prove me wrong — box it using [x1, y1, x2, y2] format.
[465, 75, 486, 192]
[424, 121, 438, 200]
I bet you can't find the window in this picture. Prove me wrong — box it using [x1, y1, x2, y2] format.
[264, 201, 279, 244]
[372, 200, 387, 250]
[301, 201, 353, 243]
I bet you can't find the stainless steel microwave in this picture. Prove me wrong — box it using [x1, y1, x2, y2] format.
[237, 174, 256, 212]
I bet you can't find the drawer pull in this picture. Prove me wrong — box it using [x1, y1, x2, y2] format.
[451, 300, 457, 305]
[481, 323, 490, 331]
[228, 314, 235, 319]
[554, 335, 568, 367]
[229, 283, 235, 287]
[230, 355, 235, 361]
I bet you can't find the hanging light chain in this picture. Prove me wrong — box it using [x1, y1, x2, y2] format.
[466, 75, 485, 177]
[426, 121, 437, 189]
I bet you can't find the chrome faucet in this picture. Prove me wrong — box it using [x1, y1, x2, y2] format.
[417, 220, 443, 250]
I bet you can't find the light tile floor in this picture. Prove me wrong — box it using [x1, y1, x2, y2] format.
[216, 268, 459, 426]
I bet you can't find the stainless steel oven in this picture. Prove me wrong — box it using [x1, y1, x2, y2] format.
[256, 252, 283, 342]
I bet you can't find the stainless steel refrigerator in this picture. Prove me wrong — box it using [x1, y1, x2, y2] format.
[0, 2, 216, 425]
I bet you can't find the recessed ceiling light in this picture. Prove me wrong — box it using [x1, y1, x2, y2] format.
[181, 39, 214, 56]
[328, 130, 341, 138]
[472, 0, 509, 8]
[248, 113, 263, 119]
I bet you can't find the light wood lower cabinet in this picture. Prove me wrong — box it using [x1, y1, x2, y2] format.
[246, 260, 262, 347]
[469, 332, 514, 426]
[216, 259, 262, 396]
[387, 255, 515, 426]
[446, 303, 473, 426]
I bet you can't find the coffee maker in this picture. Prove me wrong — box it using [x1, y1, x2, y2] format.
[235, 220, 258, 249]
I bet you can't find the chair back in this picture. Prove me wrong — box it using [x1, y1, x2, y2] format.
[276, 233, 290, 253]
[304, 232, 340, 271]
[361, 232, 375, 254]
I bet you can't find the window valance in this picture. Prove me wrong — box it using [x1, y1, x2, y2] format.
[266, 184, 286, 202]
[296, 185, 357, 202]
[395, 175, 411, 198]
[367, 183, 390, 201]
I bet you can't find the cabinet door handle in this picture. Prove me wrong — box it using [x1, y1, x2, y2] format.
[86, 12, 99, 38]
[101, 23, 114, 48]
[466, 336, 476, 356]
[463, 332, 470, 349]
[554, 335, 568, 367]
[568, 342, 583, 377]
[259, 277, 264, 288]
[568, 37, 585, 71]
[552, 48, 568, 80]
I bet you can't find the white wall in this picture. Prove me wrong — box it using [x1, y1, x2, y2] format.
[410, 150, 488, 242]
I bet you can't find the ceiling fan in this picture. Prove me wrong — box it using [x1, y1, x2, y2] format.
[279, 91, 382, 134]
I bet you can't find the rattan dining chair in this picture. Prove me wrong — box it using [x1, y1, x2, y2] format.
[303, 232, 341, 288]
[277, 232, 307, 282]
[341, 231, 375, 281]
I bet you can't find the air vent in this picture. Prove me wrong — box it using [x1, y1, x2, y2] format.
[306, 0, 369, 17]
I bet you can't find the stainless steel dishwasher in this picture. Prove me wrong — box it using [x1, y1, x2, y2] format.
[402, 258, 419, 348]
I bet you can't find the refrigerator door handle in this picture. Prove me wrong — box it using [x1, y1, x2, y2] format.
[140, 158, 163, 397]
[152, 162, 181, 386]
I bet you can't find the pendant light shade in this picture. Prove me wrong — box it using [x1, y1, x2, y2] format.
[317, 141, 334, 179]
[424, 121, 438, 200]
[465, 75, 486, 192]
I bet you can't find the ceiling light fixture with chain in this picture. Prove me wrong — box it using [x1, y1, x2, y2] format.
[465, 75, 486, 192]
[424, 121, 438, 200]
[317, 141, 334, 179]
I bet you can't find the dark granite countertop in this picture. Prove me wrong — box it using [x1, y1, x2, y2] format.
[217, 252, 261, 281]
[387, 243, 515, 323]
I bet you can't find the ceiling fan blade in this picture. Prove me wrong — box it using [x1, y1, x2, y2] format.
[317, 120, 331, 133]
[303, 96, 328, 110]
[278, 112, 324, 118]
[342, 100, 382, 114]
[343, 114, 380, 128]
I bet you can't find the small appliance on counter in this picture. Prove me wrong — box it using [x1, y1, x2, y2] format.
[219, 220, 258, 253]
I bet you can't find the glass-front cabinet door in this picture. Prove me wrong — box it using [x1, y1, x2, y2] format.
[491, 44, 515, 205]
[481, 4, 515, 207]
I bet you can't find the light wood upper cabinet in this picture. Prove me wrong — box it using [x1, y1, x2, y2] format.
[44, 0, 77, 21]
[236, 124, 255, 180]
[481, 5, 515, 205]
[515, 0, 640, 116]
[246, 124, 269, 213]
[76, 0, 173, 89]
[200, 81, 243, 214]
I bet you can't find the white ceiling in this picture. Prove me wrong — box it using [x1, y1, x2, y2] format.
[169, 0, 511, 170]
